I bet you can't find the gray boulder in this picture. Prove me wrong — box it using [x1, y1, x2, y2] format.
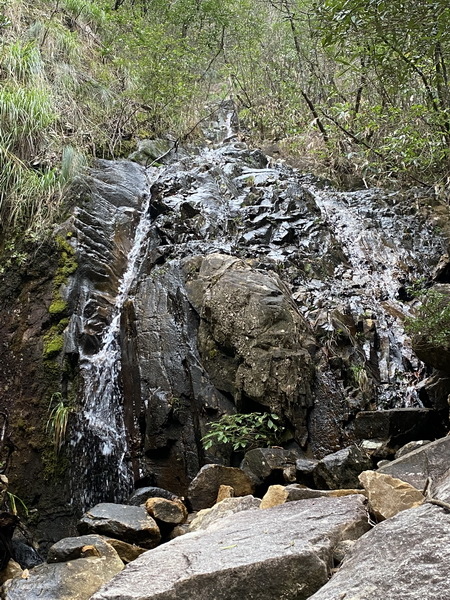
[188, 496, 261, 532]
[378, 435, 450, 490]
[314, 445, 372, 489]
[240, 447, 302, 488]
[187, 464, 255, 511]
[91, 495, 369, 600]
[309, 503, 450, 600]
[47, 534, 118, 563]
[4, 536, 123, 600]
[77, 503, 161, 549]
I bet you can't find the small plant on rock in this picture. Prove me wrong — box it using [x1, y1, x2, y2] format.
[46, 393, 72, 453]
[201, 412, 284, 452]
[405, 289, 450, 349]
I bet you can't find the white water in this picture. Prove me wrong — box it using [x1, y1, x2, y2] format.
[73, 167, 160, 509]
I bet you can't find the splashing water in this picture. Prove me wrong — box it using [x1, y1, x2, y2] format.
[71, 168, 159, 511]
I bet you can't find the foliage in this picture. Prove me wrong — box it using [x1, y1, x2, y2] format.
[46, 392, 72, 453]
[405, 290, 450, 349]
[202, 412, 284, 452]
[6, 491, 28, 516]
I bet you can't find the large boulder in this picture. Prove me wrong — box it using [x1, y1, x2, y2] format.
[309, 503, 450, 600]
[378, 435, 450, 490]
[314, 445, 372, 489]
[187, 464, 255, 511]
[145, 498, 188, 525]
[128, 487, 180, 506]
[77, 503, 161, 549]
[240, 447, 302, 490]
[183, 253, 316, 444]
[358, 470, 424, 520]
[353, 408, 445, 452]
[92, 495, 369, 600]
[4, 535, 123, 600]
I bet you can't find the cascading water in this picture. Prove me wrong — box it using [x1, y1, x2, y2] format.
[70, 166, 161, 511]
[65, 103, 448, 512]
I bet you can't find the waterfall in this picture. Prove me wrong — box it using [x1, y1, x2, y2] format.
[70, 167, 160, 511]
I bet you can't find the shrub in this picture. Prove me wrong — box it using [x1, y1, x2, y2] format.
[201, 412, 284, 452]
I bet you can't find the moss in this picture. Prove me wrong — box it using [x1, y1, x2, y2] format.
[41, 447, 71, 482]
[53, 236, 78, 287]
[48, 298, 68, 315]
[42, 318, 69, 360]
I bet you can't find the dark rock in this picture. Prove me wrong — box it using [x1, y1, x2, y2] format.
[314, 445, 372, 490]
[11, 540, 43, 569]
[309, 504, 450, 600]
[0, 513, 19, 571]
[183, 253, 316, 445]
[91, 496, 369, 600]
[353, 408, 446, 451]
[47, 534, 119, 563]
[378, 436, 450, 490]
[395, 439, 432, 459]
[128, 486, 181, 506]
[240, 447, 302, 490]
[77, 503, 161, 549]
[295, 458, 319, 486]
[187, 464, 255, 511]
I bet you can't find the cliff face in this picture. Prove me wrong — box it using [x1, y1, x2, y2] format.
[1, 114, 449, 548]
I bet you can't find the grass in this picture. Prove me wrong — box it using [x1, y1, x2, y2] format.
[46, 392, 72, 453]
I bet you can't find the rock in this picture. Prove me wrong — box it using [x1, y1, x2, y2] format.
[4, 536, 124, 600]
[188, 496, 261, 532]
[216, 485, 234, 503]
[395, 439, 432, 459]
[129, 139, 174, 165]
[187, 464, 255, 511]
[145, 498, 188, 525]
[308, 503, 450, 600]
[47, 535, 119, 564]
[353, 408, 445, 451]
[0, 513, 19, 571]
[314, 445, 372, 489]
[260, 485, 289, 509]
[11, 540, 43, 569]
[295, 458, 319, 487]
[283, 484, 364, 501]
[240, 448, 303, 490]
[91, 496, 369, 600]
[358, 470, 424, 520]
[102, 539, 146, 564]
[183, 253, 316, 445]
[128, 486, 180, 506]
[77, 503, 161, 549]
[378, 435, 450, 490]
[0, 559, 22, 586]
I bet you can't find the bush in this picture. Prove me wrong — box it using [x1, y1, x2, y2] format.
[201, 412, 284, 452]
[405, 289, 450, 349]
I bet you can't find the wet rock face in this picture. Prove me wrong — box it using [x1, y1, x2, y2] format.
[184, 253, 316, 443]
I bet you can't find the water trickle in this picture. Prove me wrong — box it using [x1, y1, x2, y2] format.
[71, 167, 160, 511]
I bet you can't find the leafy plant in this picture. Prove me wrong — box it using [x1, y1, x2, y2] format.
[405, 290, 450, 349]
[6, 491, 28, 516]
[46, 393, 72, 453]
[202, 412, 284, 452]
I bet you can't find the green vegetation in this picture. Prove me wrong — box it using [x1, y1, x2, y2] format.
[405, 290, 450, 349]
[1, 0, 448, 243]
[46, 392, 72, 453]
[202, 412, 285, 452]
